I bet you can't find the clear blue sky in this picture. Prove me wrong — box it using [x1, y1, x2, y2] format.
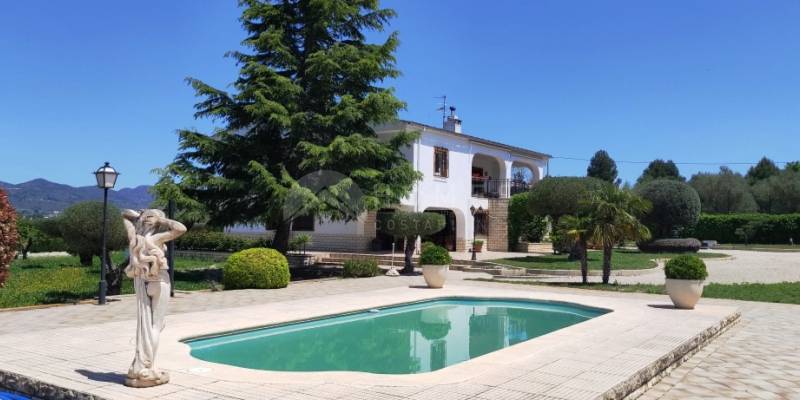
[2, 1, 798, 188]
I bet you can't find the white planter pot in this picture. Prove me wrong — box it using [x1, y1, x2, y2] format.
[665, 279, 705, 309]
[422, 265, 449, 288]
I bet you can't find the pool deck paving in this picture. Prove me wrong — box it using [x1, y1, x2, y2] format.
[0, 272, 796, 399]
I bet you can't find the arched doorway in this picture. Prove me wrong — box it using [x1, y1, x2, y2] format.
[424, 209, 457, 251]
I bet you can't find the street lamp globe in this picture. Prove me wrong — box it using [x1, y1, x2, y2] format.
[94, 162, 119, 189]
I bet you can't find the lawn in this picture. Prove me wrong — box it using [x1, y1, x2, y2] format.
[490, 249, 728, 271]
[470, 279, 800, 305]
[0, 253, 221, 309]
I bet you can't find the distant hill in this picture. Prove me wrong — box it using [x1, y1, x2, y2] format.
[0, 178, 153, 216]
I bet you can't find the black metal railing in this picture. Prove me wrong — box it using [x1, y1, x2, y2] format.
[471, 179, 532, 198]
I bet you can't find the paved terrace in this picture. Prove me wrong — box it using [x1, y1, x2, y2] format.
[0, 272, 796, 399]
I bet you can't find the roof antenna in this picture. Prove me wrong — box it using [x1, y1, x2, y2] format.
[435, 95, 447, 126]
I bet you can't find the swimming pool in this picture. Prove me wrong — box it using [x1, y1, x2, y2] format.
[186, 297, 608, 374]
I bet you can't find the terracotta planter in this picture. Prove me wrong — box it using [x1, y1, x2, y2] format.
[422, 264, 448, 288]
[473, 242, 484, 252]
[665, 279, 704, 309]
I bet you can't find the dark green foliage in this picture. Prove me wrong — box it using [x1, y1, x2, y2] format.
[664, 255, 708, 280]
[508, 192, 546, 247]
[149, 176, 208, 230]
[689, 167, 758, 213]
[786, 161, 800, 173]
[586, 150, 619, 183]
[419, 244, 452, 265]
[58, 201, 127, 266]
[528, 176, 610, 221]
[638, 238, 701, 253]
[224, 248, 290, 289]
[746, 157, 780, 185]
[175, 229, 272, 253]
[0, 189, 19, 287]
[751, 170, 800, 214]
[378, 211, 445, 274]
[637, 159, 684, 185]
[342, 259, 380, 278]
[690, 213, 800, 244]
[158, 0, 419, 253]
[636, 179, 701, 238]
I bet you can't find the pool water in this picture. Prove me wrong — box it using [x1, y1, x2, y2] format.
[187, 298, 607, 374]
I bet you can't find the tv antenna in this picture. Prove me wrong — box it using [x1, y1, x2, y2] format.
[435, 95, 447, 125]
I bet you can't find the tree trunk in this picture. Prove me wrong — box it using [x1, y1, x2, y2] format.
[602, 244, 613, 284]
[107, 255, 124, 296]
[272, 221, 291, 254]
[79, 252, 93, 266]
[579, 239, 588, 284]
[401, 236, 416, 275]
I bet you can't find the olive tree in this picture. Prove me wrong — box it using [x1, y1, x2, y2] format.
[58, 201, 127, 266]
[377, 211, 445, 274]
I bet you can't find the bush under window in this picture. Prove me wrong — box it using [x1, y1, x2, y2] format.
[342, 259, 380, 278]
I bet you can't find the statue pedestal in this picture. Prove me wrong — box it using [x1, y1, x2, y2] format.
[125, 371, 169, 388]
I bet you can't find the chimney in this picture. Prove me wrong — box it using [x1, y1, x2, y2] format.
[443, 106, 462, 133]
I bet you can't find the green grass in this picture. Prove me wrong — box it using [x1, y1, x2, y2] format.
[470, 279, 800, 305]
[490, 249, 728, 271]
[0, 253, 220, 309]
[712, 244, 800, 252]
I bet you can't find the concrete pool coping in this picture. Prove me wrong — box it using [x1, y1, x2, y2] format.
[0, 284, 739, 400]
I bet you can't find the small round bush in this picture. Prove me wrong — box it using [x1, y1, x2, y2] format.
[342, 259, 380, 278]
[224, 248, 290, 289]
[664, 255, 708, 280]
[420, 244, 452, 265]
[638, 238, 701, 253]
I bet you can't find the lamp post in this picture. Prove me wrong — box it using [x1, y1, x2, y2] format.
[469, 205, 483, 261]
[94, 162, 119, 305]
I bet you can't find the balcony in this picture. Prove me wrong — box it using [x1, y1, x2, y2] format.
[471, 179, 532, 198]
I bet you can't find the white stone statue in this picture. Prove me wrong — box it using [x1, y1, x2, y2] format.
[121, 209, 186, 388]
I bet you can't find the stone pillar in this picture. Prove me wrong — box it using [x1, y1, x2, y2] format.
[487, 198, 509, 252]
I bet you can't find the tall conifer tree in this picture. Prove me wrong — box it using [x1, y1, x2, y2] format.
[158, 0, 420, 252]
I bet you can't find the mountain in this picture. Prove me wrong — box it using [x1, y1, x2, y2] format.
[0, 178, 153, 216]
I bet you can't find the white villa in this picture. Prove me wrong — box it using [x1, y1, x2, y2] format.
[230, 108, 551, 253]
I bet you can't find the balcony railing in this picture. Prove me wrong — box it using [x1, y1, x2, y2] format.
[471, 179, 532, 198]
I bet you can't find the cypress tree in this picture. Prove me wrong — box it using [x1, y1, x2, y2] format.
[586, 150, 619, 184]
[158, 0, 420, 252]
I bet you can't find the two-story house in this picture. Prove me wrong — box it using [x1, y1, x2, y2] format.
[229, 108, 551, 253]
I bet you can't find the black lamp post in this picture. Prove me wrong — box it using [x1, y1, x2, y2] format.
[470, 205, 483, 261]
[94, 162, 119, 305]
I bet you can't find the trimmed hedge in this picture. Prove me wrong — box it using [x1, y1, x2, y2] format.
[342, 259, 381, 278]
[224, 248, 290, 289]
[689, 213, 800, 244]
[638, 238, 701, 253]
[420, 244, 452, 265]
[176, 230, 272, 253]
[508, 192, 547, 247]
[636, 179, 701, 238]
[664, 255, 708, 280]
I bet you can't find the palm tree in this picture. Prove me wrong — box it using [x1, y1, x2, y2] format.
[584, 186, 652, 284]
[556, 215, 592, 284]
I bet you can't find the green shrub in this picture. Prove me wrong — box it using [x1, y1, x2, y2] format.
[638, 238, 701, 253]
[420, 244, 452, 265]
[176, 230, 271, 252]
[689, 213, 800, 244]
[528, 177, 611, 220]
[508, 192, 548, 247]
[224, 248, 290, 289]
[342, 259, 380, 278]
[289, 234, 312, 254]
[58, 201, 128, 266]
[636, 179, 701, 238]
[664, 255, 708, 280]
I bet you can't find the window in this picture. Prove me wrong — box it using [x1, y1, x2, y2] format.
[434, 147, 449, 178]
[291, 214, 315, 231]
[474, 212, 488, 235]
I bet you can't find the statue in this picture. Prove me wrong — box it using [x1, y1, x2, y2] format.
[121, 209, 186, 388]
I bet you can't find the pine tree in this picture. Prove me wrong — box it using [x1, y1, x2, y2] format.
[586, 150, 619, 184]
[746, 157, 780, 185]
[636, 159, 684, 185]
[157, 0, 420, 252]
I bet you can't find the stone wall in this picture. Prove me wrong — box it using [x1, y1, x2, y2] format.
[487, 198, 509, 251]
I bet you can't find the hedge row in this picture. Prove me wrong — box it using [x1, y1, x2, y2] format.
[689, 213, 800, 244]
[175, 230, 272, 253]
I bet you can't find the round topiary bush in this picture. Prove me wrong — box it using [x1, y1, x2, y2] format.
[664, 255, 708, 280]
[420, 244, 452, 265]
[636, 179, 701, 238]
[638, 238, 702, 253]
[342, 259, 380, 278]
[224, 248, 290, 289]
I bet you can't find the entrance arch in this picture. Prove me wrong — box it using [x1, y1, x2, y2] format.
[423, 208, 457, 251]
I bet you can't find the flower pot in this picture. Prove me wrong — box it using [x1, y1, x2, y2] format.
[422, 264, 449, 288]
[473, 242, 483, 252]
[665, 279, 704, 309]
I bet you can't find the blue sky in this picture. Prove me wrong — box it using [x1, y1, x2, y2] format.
[1, 1, 798, 188]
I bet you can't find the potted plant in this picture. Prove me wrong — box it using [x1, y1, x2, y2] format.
[664, 255, 708, 309]
[472, 239, 484, 253]
[420, 244, 452, 288]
